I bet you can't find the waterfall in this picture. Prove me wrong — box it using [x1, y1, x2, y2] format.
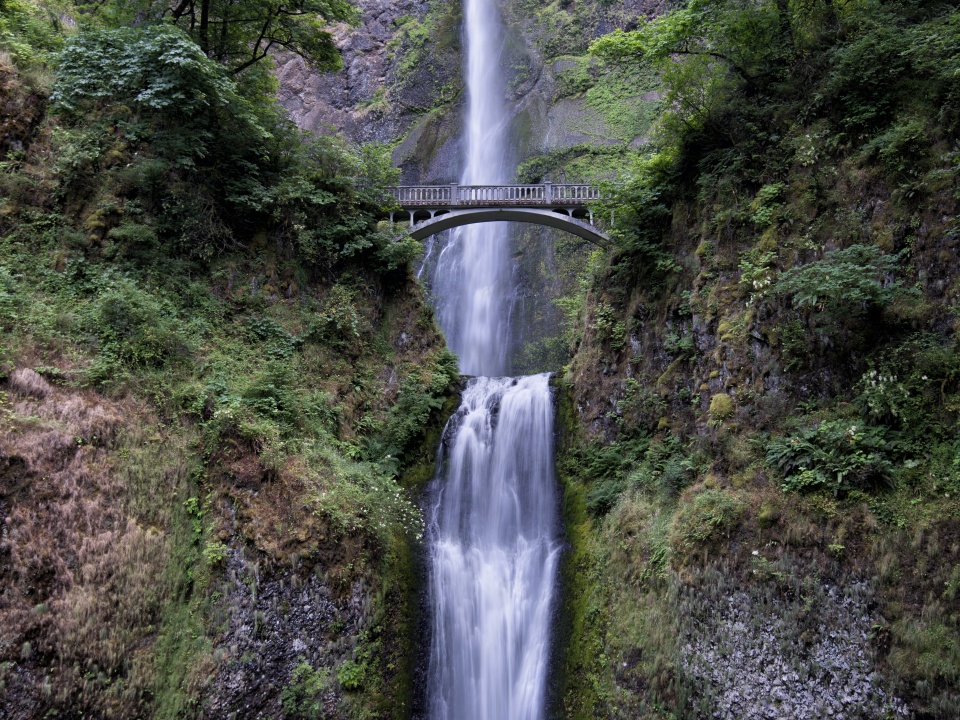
[429, 0, 513, 377]
[424, 1, 561, 719]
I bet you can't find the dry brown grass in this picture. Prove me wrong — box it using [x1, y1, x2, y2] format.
[0, 370, 179, 717]
[8, 368, 51, 398]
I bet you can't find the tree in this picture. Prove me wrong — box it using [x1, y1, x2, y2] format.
[85, 0, 359, 74]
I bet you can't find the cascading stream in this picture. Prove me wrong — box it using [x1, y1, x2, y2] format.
[425, 1, 561, 719]
[427, 376, 560, 720]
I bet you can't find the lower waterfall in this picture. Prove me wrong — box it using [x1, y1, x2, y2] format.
[426, 374, 560, 720]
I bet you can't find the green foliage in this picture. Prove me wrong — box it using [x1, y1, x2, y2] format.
[0, 0, 67, 67]
[823, 14, 912, 131]
[575, 437, 650, 517]
[671, 489, 744, 551]
[363, 349, 459, 469]
[861, 116, 930, 176]
[54, 25, 241, 116]
[91, 0, 358, 75]
[554, 55, 598, 99]
[53, 24, 268, 165]
[773, 244, 911, 318]
[609, 377, 667, 435]
[246, 316, 302, 361]
[602, 158, 679, 291]
[591, 302, 626, 351]
[0, 265, 20, 331]
[308, 284, 371, 351]
[749, 182, 785, 228]
[310, 444, 425, 545]
[628, 434, 696, 498]
[281, 660, 331, 719]
[336, 659, 366, 692]
[855, 335, 960, 431]
[84, 279, 189, 379]
[515, 144, 629, 184]
[766, 419, 900, 495]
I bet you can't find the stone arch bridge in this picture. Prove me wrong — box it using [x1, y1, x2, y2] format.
[385, 183, 611, 246]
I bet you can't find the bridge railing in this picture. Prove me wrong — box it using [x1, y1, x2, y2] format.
[390, 185, 453, 204]
[386, 183, 604, 207]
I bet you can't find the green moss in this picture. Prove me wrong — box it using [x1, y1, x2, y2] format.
[708, 393, 735, 421]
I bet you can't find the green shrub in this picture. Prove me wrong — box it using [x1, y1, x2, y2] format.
[281, 660, 331, 719]
[861, 116, 930, 175]
[245, 316, 302, 361]
[336, 659, 366, 692]
[855, 335, 960, 431]
[766, 419, 899, 495]
[0, 266, 20, 332]
[0, 0, 66, 67]
[308, 284, 371, 351]
[363, 349, 459, 468]
[85, 279, 187, 377]
[773, 244, 912, 319]
[629, 434, 696, 498]
[824, 18, 911, 131]
[580, 437, 650, 516]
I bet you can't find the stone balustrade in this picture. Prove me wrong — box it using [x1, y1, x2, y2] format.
[386, 183, 602, 207]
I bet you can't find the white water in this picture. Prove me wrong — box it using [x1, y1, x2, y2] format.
[427, 376, 560, 720]
[425, 1, 561, 719]
[429, 0, 513, 377]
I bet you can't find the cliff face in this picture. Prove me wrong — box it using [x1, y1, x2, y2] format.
[279, 2, 960, 718]
[4, 1, 959, 718]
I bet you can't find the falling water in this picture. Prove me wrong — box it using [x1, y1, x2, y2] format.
[428, 0, 513, 376]
[425, 1, 561, 719]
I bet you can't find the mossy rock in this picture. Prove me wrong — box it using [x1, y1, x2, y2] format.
[709, 393, 735, 421]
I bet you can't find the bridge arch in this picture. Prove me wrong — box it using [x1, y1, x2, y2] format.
[402, 208, 611, 247]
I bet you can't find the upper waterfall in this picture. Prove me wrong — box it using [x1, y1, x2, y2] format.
[428, 0, 514, 377]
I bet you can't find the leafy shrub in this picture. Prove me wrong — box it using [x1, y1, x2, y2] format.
[85, 279, 187, 377]
[592, 302, 626, 351]
[0, 266, 20, 331]
[749, 182, 785, 228]
[581, 437, 650, 516]
[311, 445, 425, 544]
[308, 284, 371, 352]
[766, 419, 899, 495]
[856, 335, 960, 431]
[53, 25, 262, 135]
[861, 116, 930, 175]
[364, 349, 459, 468]
[824, 18, 911, 131]
[245, 316, 302, 361]
[610, 377, 667, 434]
[336, 659, 366, 692]
[773, 244, 911, 319]
[281, 660, 331, 719]
[0, 0, 65, 67]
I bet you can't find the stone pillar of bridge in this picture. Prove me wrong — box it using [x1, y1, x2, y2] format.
[543, 181, 552, 205]
[450, 183, 459, 206]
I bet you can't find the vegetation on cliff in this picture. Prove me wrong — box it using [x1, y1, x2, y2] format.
[1, 1, 452, 717]
[545, 1, 960, 718]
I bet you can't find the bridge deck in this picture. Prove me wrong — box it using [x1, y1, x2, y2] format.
[387, 183, 602, 208]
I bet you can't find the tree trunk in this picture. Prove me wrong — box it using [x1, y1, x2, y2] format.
[199, 0, 211, 53]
